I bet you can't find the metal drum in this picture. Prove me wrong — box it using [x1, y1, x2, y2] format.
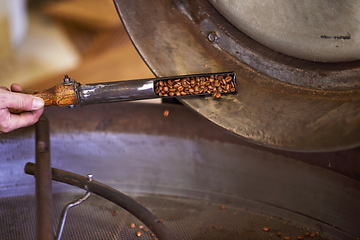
[113, 0, 360, 151]
[1, 103, 359, 239]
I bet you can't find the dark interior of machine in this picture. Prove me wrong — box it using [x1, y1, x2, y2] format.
[1, 0, 360, 239]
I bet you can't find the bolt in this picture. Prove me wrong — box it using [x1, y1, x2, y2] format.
[207, 31, 219, 43]
[63, 75, 70, 84]
[87, 174, 93, 182]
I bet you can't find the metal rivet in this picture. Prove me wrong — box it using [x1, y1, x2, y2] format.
[87, 174, 93, 182]
[63, 75, 70, 84]
[207, 31, 219, 42]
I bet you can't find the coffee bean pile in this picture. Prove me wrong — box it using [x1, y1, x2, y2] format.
[154, 74, 236, 98]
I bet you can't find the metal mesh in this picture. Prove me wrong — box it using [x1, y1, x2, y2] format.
[0, 192, 335, 240]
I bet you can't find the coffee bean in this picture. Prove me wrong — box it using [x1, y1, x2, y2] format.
[284, 237, 290, 240]
[136, 232, 142, 237]
[154, 74, 235, 99]
[129, 223, 135, 228]
[220, 205, 227, 210]
[262, 227, 269, 232]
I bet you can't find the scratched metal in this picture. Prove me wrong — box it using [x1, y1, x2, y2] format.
[113, 0, 360, 151]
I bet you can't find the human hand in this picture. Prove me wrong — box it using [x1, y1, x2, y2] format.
[0, 84, 44, 133]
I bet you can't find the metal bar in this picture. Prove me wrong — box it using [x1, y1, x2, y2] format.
[56, 191, 91, 240]
[25, 163, 175, 240]
[35, 116, 54, 240]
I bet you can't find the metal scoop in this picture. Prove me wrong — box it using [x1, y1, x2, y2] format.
[11, 72, 237, 112]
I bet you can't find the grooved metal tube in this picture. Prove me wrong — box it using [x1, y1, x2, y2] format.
[35, 116, 54, 240]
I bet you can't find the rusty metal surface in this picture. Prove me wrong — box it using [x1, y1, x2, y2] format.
[112, 0, 360, 151]
[35, 116, 54, 240]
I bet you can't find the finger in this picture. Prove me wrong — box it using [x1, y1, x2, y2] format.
[0, 108, 44, 133]
[1, 90, 44, 111]
[0, 86, 9, 91]
[11, 83, 23, 92]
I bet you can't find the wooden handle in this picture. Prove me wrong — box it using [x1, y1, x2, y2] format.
[9, 79, 79, 114]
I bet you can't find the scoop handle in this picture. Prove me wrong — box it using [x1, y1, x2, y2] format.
[9, 79, 79, 114]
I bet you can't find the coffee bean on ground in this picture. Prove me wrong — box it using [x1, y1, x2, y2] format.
[154, 74, 236, 99]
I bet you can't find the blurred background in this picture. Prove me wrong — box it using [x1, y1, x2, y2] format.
[0, 0, 154, 90]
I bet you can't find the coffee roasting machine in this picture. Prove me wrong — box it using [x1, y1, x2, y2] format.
[1, 0, 360, 239]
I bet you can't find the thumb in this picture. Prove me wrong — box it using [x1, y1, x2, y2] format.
[2, 91, 45, 111]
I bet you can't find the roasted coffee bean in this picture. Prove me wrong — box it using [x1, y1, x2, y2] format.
[277, 232, 282, 236]
[138, 225, 144, 229]
[129, 223, 135, 228]
[310, 233, 316, 237]
[136, 232, 142, 237]
[284, 237, 290, 240]
[297, 236, 304, 240]
[219, 205, 227, 210]
[262, 227, 269, 232]
[154, 74, 235, 99]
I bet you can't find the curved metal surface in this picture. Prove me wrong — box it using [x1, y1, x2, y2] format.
[113, 0, 360, 151]
[1, 103, 360, 238]
[209, 0, 360, 63]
